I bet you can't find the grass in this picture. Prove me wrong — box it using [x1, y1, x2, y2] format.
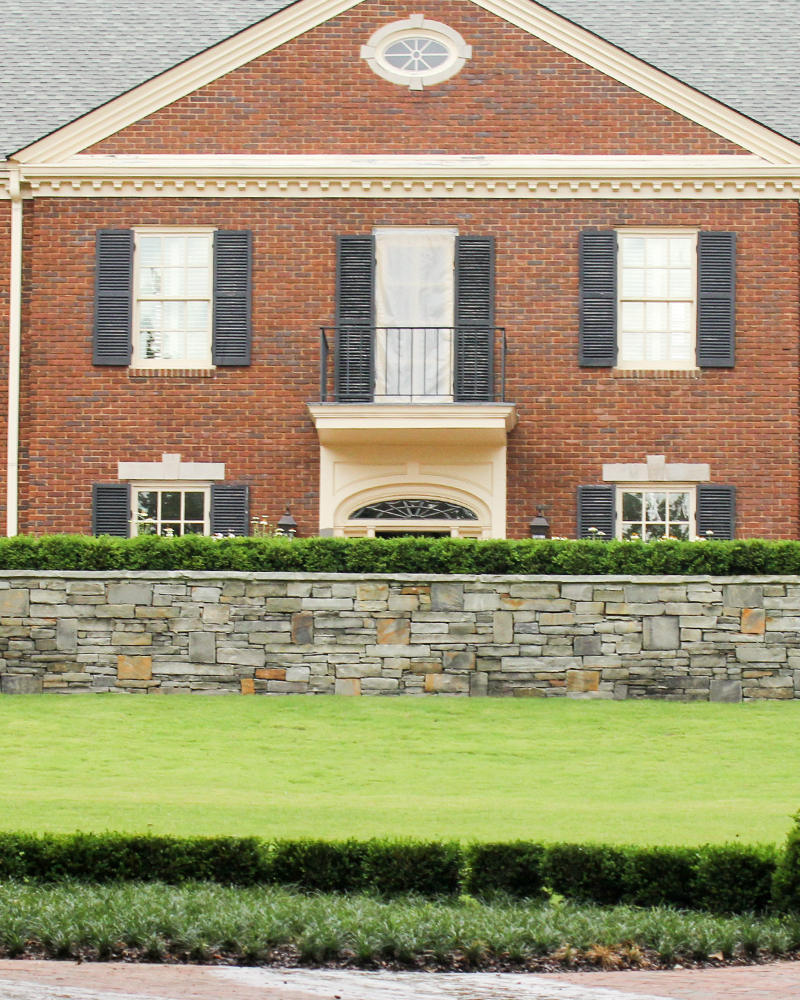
[0, 882, 798, 967]
[1, 696, 799, 845]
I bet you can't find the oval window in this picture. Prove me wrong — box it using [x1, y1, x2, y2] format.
[361, 17, 472, 90]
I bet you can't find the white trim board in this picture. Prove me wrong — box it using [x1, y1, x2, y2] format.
[5, 153, 800, 201]
[9, 0, 800, 166]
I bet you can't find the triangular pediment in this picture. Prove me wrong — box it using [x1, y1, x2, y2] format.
[11, 0, 800, 165]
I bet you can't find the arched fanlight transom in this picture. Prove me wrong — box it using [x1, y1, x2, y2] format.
[350, 499, 478, 521]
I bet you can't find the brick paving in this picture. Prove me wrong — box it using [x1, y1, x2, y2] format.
[0, 962, 799, 1000]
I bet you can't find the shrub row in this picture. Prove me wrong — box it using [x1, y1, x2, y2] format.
[2, 533, 800, 574]
[0, 833, 785, 913]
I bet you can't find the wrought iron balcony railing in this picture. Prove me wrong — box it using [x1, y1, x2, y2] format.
[319, 326, 507, 403]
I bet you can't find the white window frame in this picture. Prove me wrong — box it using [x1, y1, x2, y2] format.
[360, 16, 472, 90]
[616, 482, 697, 541]
[132, 227, 216, 370]
[615, 228, 698, 372]
[130, 481, 211, 537]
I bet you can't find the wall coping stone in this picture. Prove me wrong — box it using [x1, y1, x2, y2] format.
[1, 571, 800, 584]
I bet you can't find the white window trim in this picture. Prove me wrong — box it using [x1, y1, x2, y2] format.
[615, 227, 699, 372]
[361, 16, 472, 91]
[132, 226, 217, 370]
[615, 482, 697, 541]
[130, 481, 211, 537]
[341, 520, 486, 539]
[118, 453, 225, 481]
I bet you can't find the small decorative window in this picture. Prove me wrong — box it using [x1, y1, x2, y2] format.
[351, 499, 478, 520]
[361, 16, 472, 90]
[132, 484, 210, 536]
[619, 488, 694, 541]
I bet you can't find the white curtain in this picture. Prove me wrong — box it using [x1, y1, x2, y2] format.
[374, 227, 456, 401]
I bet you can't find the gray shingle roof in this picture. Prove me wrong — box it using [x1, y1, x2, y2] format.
[2, 0, 799, 159]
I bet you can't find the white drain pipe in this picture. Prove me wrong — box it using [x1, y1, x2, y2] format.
[6, 165, 22, 536]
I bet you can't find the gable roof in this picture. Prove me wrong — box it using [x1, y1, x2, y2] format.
[2, 0, 799, 160]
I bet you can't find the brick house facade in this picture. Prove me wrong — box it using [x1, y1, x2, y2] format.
[2, 0, 800, 543]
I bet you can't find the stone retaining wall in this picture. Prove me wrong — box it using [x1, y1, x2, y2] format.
[0, 572, 798, 701]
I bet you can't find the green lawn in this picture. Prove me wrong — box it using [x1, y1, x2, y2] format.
[1, 696, 798, 845]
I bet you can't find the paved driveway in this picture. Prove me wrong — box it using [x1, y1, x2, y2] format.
[0, 962, 798, 1000]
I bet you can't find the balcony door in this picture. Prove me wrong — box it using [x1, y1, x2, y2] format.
[374, 227, 457, 402]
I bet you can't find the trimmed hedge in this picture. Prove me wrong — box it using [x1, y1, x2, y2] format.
[2, 533, 800, 574]
[772, 812, 800, 912]
[0, 832, 781, 911]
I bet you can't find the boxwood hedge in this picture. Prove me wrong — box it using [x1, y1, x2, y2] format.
[1, 534, 800, 574]
[0, 832, 783, 912]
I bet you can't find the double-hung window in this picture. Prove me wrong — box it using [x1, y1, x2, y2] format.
[617, 230, 696, 370]
[133, 228, 215, 367]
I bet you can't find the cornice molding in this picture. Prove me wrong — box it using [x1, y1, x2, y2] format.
[3, 154, 800, 200]
[8, 0, 800, 166]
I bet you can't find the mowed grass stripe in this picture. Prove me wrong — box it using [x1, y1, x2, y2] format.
[1, 696, 798, 844]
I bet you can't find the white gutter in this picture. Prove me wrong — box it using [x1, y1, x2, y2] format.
[6, 165, 22, 536]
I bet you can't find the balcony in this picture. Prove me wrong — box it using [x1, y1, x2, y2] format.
[318, 325, 508, 403]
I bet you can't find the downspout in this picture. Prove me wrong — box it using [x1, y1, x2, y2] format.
[6, 164, 22, 536]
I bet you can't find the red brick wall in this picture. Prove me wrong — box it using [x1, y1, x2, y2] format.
[86, 0, 745, 156]
[21, 196, 799, 539]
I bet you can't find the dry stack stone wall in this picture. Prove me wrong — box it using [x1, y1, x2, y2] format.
[1, 572, 799, 701]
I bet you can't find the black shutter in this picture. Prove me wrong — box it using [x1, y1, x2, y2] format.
[696, 484, 735, 540]
[579, 231, 617, 367]
[455, 236, 495, 402]
[335, 236, 374, 402]
[210, 484, 250, 536]
[577, 485, 615, 539]
[92, 484, 130, 537]
[93, 230, 133, 365]
[697, 232, 736, 367]
[213, 231, 252, 366]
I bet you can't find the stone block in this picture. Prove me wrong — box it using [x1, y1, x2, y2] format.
[560, 583, 593, 601]
[470, 671, 488, 696]
[574, 635, 602, 656]
[643, 616, 680, 650]
[736, 645, 786, 663]
[222, 581, 246, 598]
[566, 669, 600, 693]
[217, 647, 266, 667]
[724, 585, 764, 609]
[265, 598, 303, 612]
[356, 583, 389, 602]
[132, 607, 174, 619]
[240, 678, 255, 695]
[501, 656, 580, 672]
[111, 631, 152, 646]
[366, 643, 430, 657]
[292, 611, 315, 645]
[66, 581, 105, 596]
[377, 618, 410, 645]
[361, 677, 400, 692]
[286, 666, 311, 682]
[0, 590, 29, 617]
[508, 584, 559, 598]
[425, 673, 469, 694]
[202, 605, 230, 625]
[191, 587, 221, 603]
[512, 687, 546, 697]
[56, 618, 77, 652]
[30, 589, 65, 604]
[336, 663, 382, 678]
[108, 583, 152, 606]
[624, 584, 661, 603]
[741, 608, 767, 635]
[464, 593, 500, 611]
[430, 583, 464, 611]
[189, 632, 216, 664]
[389, 595, 418, 612]
[256, 668, 286, 680]
[335, 677, 361, 696]
[443, 650, 476, 671]
[539, 612, 576, 626]
[1, 674, 42, 694]
[664, 603, 706, 616]
[302, 598, 353, 611]
[117, 655, 152, 681]
[708, 679, 742, 702]
[409, 658, 442, 674]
